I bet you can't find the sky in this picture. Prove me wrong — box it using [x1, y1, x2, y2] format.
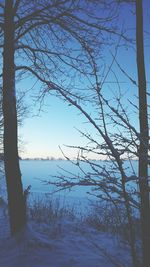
[19, 93, 88, 159]
[17, 0, 150, 159]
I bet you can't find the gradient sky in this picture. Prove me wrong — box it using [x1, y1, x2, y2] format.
[18, 0, 150, 159]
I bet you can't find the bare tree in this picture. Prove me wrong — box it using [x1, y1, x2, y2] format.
[8, 0, 148, 264]
[2, 0, 26, 235]
[1, 1, 147, 266]
[0, 0, 121, 235]
[136, 0, 150, 266]
[30, 1, 149, 267]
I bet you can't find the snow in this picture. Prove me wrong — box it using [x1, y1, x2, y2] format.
[0, 202, 132, 267]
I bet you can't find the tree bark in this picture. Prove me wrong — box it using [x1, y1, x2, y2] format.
[136, 1, 150, 266]
[2, 0, 26, 235]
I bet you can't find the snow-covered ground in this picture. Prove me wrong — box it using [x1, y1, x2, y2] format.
[0, 201, 132, 267]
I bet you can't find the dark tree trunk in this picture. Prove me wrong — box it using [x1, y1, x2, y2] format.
[2, 0, 26, 235]
[136, 1, 150, 266]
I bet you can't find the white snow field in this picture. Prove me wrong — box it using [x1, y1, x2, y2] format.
[0, 201, 132, 267]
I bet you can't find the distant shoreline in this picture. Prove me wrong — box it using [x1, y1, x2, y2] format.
[20, 158, 138, 162]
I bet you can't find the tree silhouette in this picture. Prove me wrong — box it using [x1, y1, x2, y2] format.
[136, 0, 150, 266]
[1, 0, 119, 235]
[41, 1, 149, 266]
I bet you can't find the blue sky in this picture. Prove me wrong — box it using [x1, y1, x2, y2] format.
[19, 94, 88, 158]
[18, 0, 150, 159]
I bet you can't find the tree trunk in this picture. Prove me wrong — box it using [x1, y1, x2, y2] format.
[136, 1, 150, 266]
[2, 0, 26, 235]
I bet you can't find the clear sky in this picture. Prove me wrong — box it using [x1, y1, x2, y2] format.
[19, 92, 88, 159]
[17, 0, 150, 159]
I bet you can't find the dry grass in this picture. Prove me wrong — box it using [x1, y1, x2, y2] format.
[28, 195, 76, 224]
